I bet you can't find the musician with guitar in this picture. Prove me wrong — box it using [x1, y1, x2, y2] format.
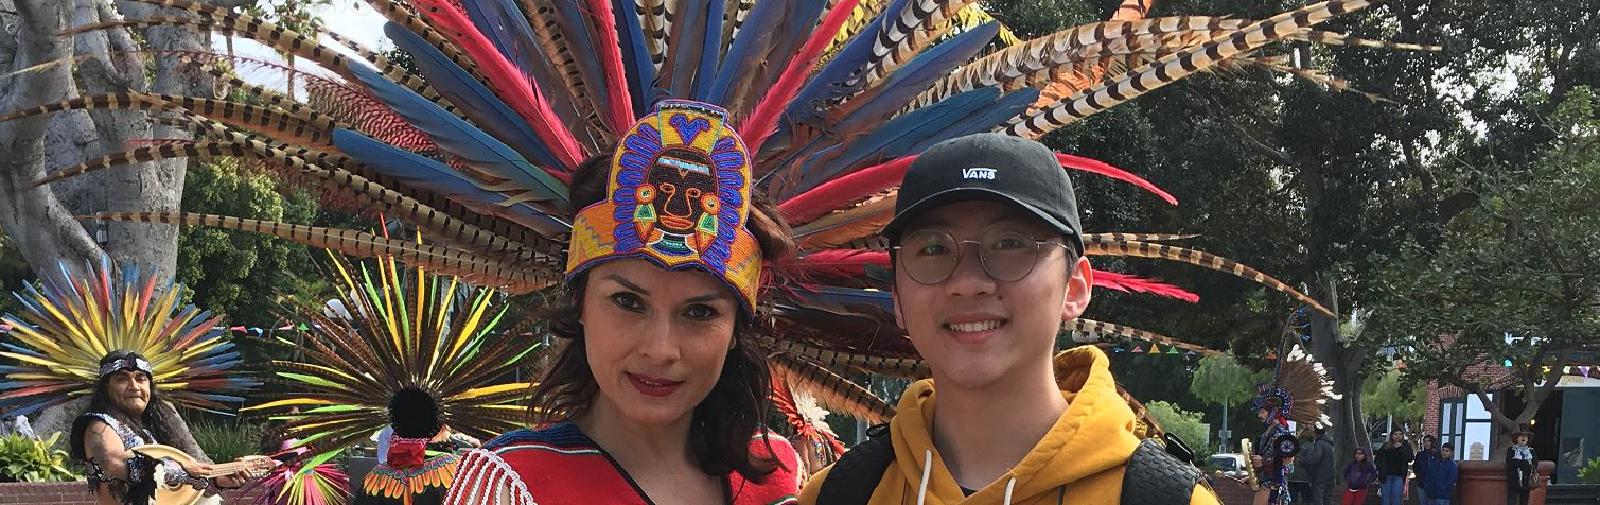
[69, 351, 275, 505]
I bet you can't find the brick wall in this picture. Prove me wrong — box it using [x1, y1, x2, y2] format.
[0, 482, 260, 504]
[1420, 349, 1514, 436]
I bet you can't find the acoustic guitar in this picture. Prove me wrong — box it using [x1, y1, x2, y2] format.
[132, 444, 279, 505]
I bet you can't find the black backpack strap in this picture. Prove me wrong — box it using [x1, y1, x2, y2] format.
[1120, 438, 1204, 505]
[815, 424, 895, 505]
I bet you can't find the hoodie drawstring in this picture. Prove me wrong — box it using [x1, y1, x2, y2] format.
[911, 448, 1021, 505]
[916, 449, 933, 505]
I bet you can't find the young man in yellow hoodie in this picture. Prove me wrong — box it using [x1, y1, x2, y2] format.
[798, 133, 1220, 505]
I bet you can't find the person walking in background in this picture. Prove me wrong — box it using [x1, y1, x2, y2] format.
[1376, 431, 1415, 505]
[1308, 428, 1338, 505]
[1422, 444, 1459, 505]
[1290, 437, 1315, 505]
[1413, 434, 1440, 505]
[1344, 448, 1380, 505]
[1505, 431, 1537, 505]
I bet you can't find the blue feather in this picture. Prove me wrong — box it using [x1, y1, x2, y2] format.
[344, 58, 570, 209]
[383, 22, 563, 174]
[691, 0, 725, 100]
[705, 0, 788, 104]
[783, 0, 913, 122]
[460, 0, 540, 79]
[0, 341, 45, 359]
[791, 87, 1038, 194]
[612, 0, 656, 113]
[333, 129, 572, 235]
[550, 0, 610, 111]
[765, 24, 1000, 188]
[794, 286, 893, 312]
[772, 0, 829, 69]
[664, 0, 710, 96]
[905, 88, 1040, 153]
[833, 22, 999, 128]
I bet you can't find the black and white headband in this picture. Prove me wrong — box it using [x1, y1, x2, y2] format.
[98, 357, 154, 379]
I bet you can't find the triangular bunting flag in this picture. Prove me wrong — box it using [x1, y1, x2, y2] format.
[1166, 346, 1181, 354]
[1148, 344, 1162, 354]
[1131, 346, 1145, 353]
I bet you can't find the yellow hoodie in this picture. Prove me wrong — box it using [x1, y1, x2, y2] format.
[798, 346, 1220, 505]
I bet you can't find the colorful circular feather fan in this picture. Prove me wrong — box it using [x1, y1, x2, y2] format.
[243, 252, 537, 489]
[0, 259, 259, 417]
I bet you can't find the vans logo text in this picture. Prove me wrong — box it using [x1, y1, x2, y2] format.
[962, 168, 997, 179]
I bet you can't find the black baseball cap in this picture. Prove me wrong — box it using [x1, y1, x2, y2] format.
[882, 133, 1084, 253]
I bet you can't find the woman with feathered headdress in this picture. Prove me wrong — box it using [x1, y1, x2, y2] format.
[444, 100, 801, 505]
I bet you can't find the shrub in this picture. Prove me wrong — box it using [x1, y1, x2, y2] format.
[0, 432, 75, 483]
[189, 418, 267, 463]
[1578, 456, 1600, 485]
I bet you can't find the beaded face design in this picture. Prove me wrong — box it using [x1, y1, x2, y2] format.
[566, 100, 760, 312]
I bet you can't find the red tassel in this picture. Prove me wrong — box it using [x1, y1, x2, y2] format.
[739, 0, 866, 152]
[1057, 153, 1177, 205]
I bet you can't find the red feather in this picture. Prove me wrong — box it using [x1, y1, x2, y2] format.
[784, 249, 890, 278]
[585, 0, 635, 131]
[738, 0, 865, 152]
[779, 156, 916, 225]
[1057, 153, 1177, 206]
[412, 0, 584, 170]
[1092, 270, 1199, 302]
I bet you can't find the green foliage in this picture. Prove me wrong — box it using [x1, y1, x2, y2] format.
[1578, 457, 1600, 485]
[189, 417, 267, 463]
[1361, 367, 1424, 424]
[1369, 87, 1600, 401]
[0, 432, 75, 483]
[1190, 355, 1270, 407]
[176, 159, 331, 326]
[1145, 400, 1213, 462]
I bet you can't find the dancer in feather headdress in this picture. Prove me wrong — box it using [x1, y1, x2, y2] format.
[2, 0, 1430, 463]
[1249, 344, 1341, 505]
[0, 260, 265, 504]
[241, 253, 534, 505]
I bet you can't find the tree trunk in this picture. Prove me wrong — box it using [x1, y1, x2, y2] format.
[1300, 158, 1369, 480]
[0, 0, 106, 285]
[1307, 273, 1368, 478]
[0, 0, 214, 284]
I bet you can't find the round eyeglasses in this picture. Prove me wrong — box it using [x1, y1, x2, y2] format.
[892, 228, 1073, 284]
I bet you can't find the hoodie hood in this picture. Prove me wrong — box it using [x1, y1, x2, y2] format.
[885, 345, 1144, 504]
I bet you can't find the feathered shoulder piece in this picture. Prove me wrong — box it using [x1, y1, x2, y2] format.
[0, 258, 258, 416]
